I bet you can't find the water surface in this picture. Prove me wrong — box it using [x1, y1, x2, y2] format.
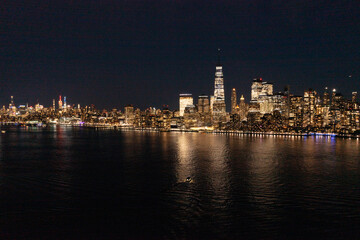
[0, 126, 359, 239]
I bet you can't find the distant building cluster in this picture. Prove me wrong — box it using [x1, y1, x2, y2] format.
[1, 55, 359, 135]
[175, 62, 359, 134]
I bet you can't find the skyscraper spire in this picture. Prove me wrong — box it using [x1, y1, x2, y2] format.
[217, 48, 221, 66]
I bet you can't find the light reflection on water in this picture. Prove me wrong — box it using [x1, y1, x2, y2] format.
[0, 127, 359, 239]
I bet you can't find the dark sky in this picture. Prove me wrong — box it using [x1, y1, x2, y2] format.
[1, 0, 360, 110]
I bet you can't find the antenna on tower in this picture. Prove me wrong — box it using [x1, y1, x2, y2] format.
[217, 48, 221, 66]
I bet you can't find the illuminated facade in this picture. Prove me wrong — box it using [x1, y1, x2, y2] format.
[251, 78, 273, 101]
[179, 94, 193, 117]
[197, 95, 210, 113]
[212, 63, 226, 119]
[124, 104, 134, 125]
[239, 95, 248, 121]
[303, 89, 317, 127]
[58, 95, 63, 109]
[231, 88, 237, 114]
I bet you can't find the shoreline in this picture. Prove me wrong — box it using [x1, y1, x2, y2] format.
[1, 122, 360, 139]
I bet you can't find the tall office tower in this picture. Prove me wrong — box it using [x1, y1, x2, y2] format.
[331, 89, 336, 107]
[9, 96, 15, 110]
[210, 96, 214, 112]
[53, 99, 56, 110]
[231, 88, 237, 114]
[323, 87, 330, 106]
[64, 96, 67, 109]
[251, 78, 273, 101]
[322, 87, 331, 126]
[58, 95, 63, 109]
[198, 95, 210, 113]
[303, 89, 317, 127]
[352, 92, 357, 103]
[289, 96, 303, 127]
[212, 50, 226, 115]
[239, 95, 247, 121]
[179, 94, 193, 116]
[9, 96, 16, 115]
[124, 104, 135, 125]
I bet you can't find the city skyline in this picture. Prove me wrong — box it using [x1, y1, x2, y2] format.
[2, 64, 359, 112]
[2, 1, 359, 109]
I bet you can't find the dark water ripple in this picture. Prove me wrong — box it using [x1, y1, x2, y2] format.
[0, 126, 360, 239]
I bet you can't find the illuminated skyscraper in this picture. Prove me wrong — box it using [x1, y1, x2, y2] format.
[331, 89, 336, 107]
[322, 87, 331, 126]
[251, 78, 273, 101]
[179, 94, 193, 117]
[64, 96, 67, 109]
[323, 87, 330, 106]
[212, 49, 226, 116]
[53, 99, 56, 110]
[9, 96, 14, 109]
[352, 92, 357, 103]
[239, 95, 248, 121]
[58, 95, 63, 109]
[124, 104, 135, 125]
[197, 95, 210, 113]
[231, 88, 237, 114]
[303, 89, 317, 127]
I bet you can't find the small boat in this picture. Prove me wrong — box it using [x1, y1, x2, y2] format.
[1, 130, 6, 134]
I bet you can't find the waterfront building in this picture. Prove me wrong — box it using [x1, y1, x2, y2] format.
[212, 52, 226, 122]
[321, 87, 331, 127]
[249, 78, 274, 115]
[210, 95, 214, 113]
[124, 104, 135, 125]
[251, 78, 273, 101]
[231, 88, 237, 114]
[239, 95, 248, 121]
[303, 89, 317, 128]
[197, 95, 210, 113]
[179, 94, 193, 117]
[352, 92, 357, 104]
[64, 96, 67, 110]
[289, 95, 303, 128]
[58, 95, 63, 109]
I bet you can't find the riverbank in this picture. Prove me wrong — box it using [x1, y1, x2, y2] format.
[1, 122, 360, 139]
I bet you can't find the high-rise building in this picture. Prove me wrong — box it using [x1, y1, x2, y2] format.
[331, 89, 336, 108]
[323, 87, 330, 106]
[53, 99, 56, 110]
[239, 95, 248, 121]
[251, 78, 273, 101]
[303, 89, 317, 127]
[231, 88, 237, 114]
[210, 95, 214, 113]
[58, 95, 63, 109]
[352, 92, 357, 103]
[197, 95, 210, 113]
[179, 94, 193, 117]
[124, 104, 135, 125]
[9, 96, 14, 108]
[322, 87, 331, 126]
[289, 96, 303, 127]
[212, 50, 226, 116]
[64, 96, 67, 109]
[9, 96, 16, 115]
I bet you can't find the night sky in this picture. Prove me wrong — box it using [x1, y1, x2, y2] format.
[1, 0, 360, 110]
